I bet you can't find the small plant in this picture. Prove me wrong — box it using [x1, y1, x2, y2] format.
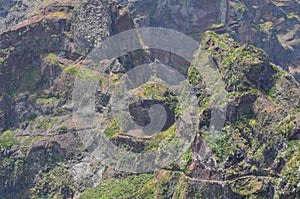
[187, 66, 202, 86]
[55, 125, 68, 133]
[37, 97, 58, 104]
[104, 119, 120, 138]
[0, 130, 19, 149]
[64, 66, 79, 75]
[64, 66, 102, 80]
[143, 125, 176, 152]
[36, 118, 52, 131]
[181, 147, 192, 169]
[44, 53, 63, 67]
[287, 12, 300, 21]
[0, 57, 5, 65]
[210, 23, 225, 29]
[232, 1, 247, 12]
[250, 21, 263, 31]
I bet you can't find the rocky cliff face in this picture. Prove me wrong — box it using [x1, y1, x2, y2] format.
[0, 0, 299, 198]
[116, 0, 300, 75]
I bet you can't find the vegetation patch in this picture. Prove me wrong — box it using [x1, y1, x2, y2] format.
[210, 23, 225, 29]
[0, 130, 19, 149]
[30, 167, 75, 199]
[180, 147, 193, 171]
[44, 53, 63, 67]
[287, 12, 300, 21]
[51, 11, 69, 19]
[279, 153, 300, 195]
[80, 174, 154, 199]
[104, 119, 121, 138]
[37, 97, 59, 104]
[143, 124, 176, 152]
[133, 82, 179, 114]
[231, 1, 247, 12]
[231, 177, 263, 196]
[64, 66, 102, 80]
[36, 117, 53, 131]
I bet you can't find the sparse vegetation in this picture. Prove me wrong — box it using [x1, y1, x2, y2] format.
[80, 174, 154, 199]
[287, 12, 300, 21]
[143, 124, 176, 152]
[210, 23, 225, 29]
[44, 53, 62, 67]
[30, 167, 75, 199]
[37, 97, 59, 104]
[231, 1, 247, 12]
[0, 130, 19, 149]
[104, 119, 121, 138]
[64, 66, 102, 80]
[36, 117, 53, 131]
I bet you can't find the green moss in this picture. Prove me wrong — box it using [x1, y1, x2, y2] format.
[37, 97, 59, 104]
[64, 66, 79, 75]
[181, 147, 192, 170]
[201, 31, 229, 50]
[64, 66, 102, 80]
[0, 46, 15, 55]
[36, 117, 53, 131]
[55, 125, 68, 133]
[80, 174, 154, 199]
[231, 1, 247, 12]
[287, 12, 300, 21]
[103, 119, 121, 138]
[187, 66, 202, 86]
[0, 130, 19, 149]
[210, 23, 225, 29]
[143, 141, 160, 152]
[44, 53, 62, 67]
[133, 82, 179, 114]
[143, 125, 176, 152]
[277, 117, 297, 137]
[250, 21, 263, 32]
[134, 82, 168, 100]
[0, 57, 5, 65]
[248, 118, 257, 128]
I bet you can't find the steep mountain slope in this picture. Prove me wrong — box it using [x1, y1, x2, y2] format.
[0, 0, 299, 198]
[116, 0, 300, 78]
[79, 31, 300, 199]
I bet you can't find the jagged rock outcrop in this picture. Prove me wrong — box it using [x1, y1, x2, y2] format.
[115, 0, 300, 72]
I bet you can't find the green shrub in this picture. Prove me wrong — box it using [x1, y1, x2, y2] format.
[0, 130, 18, 149]
[37, 97, 58, 104]
[36, 118, 52, 131]
[210, 23, 225, 29]
[104, 119, 120, 138]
